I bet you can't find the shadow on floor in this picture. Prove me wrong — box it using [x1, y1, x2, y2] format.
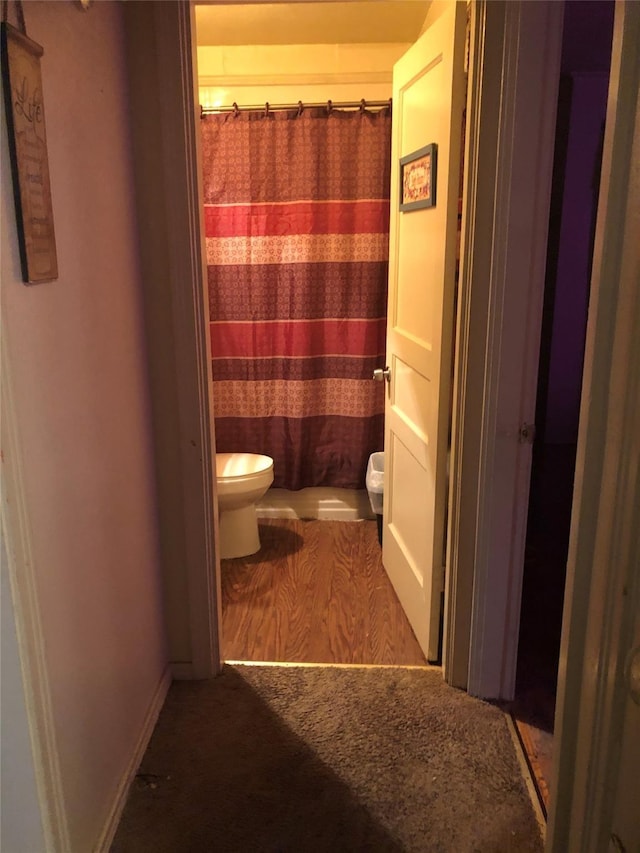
[111, 668, 404, 853]
[223, 522, 305, 566]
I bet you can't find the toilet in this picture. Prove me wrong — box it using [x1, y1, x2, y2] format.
[215, 452, 274, 559]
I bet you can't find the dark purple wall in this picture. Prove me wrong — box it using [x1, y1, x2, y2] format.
[540, 0, 614, 444]
[561, 1, 615, 73]
[544, 73, 609, 443]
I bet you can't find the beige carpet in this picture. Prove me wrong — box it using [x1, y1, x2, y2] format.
[112, 665, 543, 853]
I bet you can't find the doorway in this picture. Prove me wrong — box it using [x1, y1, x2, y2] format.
[511, 0, 615, 815]
[194, 1, 435, 667]
[124, 0, 569, 692]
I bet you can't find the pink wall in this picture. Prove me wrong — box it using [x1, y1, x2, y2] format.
[1, 2, 167, 849]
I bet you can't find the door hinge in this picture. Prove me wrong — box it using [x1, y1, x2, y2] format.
[518, 422, 536, 444]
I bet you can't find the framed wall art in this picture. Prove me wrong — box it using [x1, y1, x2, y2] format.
[1, 20, 58, 283]
[399, 143, 437, 212]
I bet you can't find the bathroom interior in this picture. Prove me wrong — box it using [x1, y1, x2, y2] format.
[196, 0, 434, 671]
[195, 0, 614, 817]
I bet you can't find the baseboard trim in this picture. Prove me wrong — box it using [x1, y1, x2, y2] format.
[95, 666, 172, 853]
[256, 488, 374, 521]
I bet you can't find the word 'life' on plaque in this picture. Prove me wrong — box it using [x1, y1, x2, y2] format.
[1, 21, 57, 283]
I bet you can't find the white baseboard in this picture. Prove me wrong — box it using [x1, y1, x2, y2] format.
[256, 488, 375, 521]
[95, 666, 172, 852]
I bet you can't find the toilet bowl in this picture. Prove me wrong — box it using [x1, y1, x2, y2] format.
[216, 452, 274, 559]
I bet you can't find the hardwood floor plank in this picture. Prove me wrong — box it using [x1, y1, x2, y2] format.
[221, 519, 427, 667]
[512, 715, 552, 815]
[277, 521, 315, 662]
[324, 522, 360, 664]
[363, 520, 396, 664]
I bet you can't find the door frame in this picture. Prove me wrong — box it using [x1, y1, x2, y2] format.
[123, 0, 222, 679]
[449, 0, 564, 698]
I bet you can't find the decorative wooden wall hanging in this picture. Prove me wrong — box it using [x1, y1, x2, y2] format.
[1, 4, 58, 283]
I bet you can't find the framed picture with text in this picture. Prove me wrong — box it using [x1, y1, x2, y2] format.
[399, 143, 437, 212]
[1, 21, 58, 283]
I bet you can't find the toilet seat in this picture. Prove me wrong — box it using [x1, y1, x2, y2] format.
[216, 452, 273, 480]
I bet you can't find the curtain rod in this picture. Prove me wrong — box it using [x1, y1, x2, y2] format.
[200, 98, 392, 117]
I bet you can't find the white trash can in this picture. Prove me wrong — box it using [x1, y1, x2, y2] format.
[366, 451, 384, 545]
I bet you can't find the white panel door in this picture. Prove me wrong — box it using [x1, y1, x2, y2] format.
[382, 3, 466, 662]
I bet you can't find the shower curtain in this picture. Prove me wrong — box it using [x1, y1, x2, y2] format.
[201, 105, 392, 490]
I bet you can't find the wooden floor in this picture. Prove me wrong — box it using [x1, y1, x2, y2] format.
[221, 518, 427, 666]
[511, 695, 553, 814]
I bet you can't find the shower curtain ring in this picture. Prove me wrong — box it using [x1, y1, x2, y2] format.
[360, 99, 366, 113]
[233, 102, 239, 116]
[326, 99, 333, 113]
[264, 102, 270, 116]
[297, 100, 303, 116]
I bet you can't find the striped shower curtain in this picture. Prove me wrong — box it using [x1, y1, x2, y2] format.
[201, 106, 392, 490]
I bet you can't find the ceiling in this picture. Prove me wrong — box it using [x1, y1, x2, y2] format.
[195, 2, 431, 46]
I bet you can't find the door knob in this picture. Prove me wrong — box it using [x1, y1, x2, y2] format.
[373, 367, 391, 383]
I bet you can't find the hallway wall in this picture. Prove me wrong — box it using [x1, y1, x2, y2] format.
[1, 2, 167, 849]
